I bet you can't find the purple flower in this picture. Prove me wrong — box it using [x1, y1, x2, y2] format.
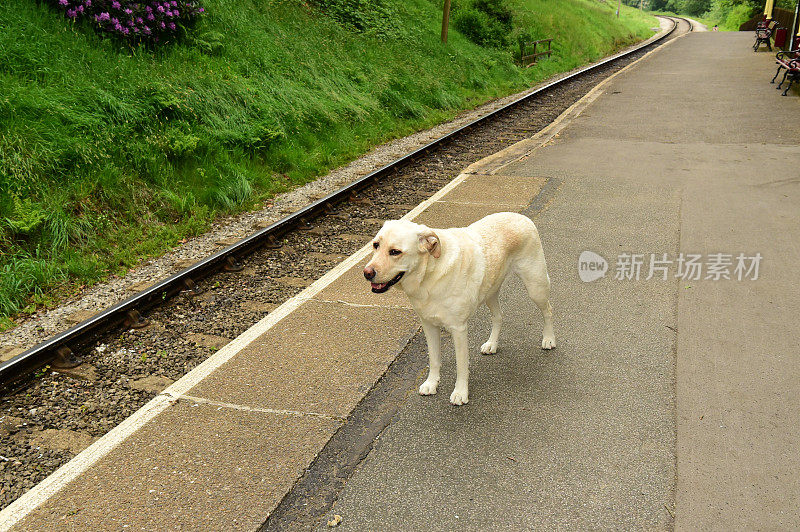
[170, 0, 177, 6]
[133, 26, 139, 32]
[77, 5, 84, 12]
[164, 10, 172, 16]
[96, 11, 110, 21]
[147, 13, 155, 20]
[145, 5, 151, 11]
[143, 25, 151, 33]
[84, 0, 91, 5]
[157, 5, 164, 12]
[173, 9, 179, 16]
[160, 21, 166, 28]
[111, 17, 119, 24]
[124, 8, 132, 14]
[114, 22, 122, 30]
[67, 8, 77, 17]
[198, 7, 204, 12]
[168, 21, 175, 29]
[121, 27, 129, 34]
[128, 19, 135, 26]
[111, 0, 120, 8]
[59, 0, 68, 5]
[136, 17, 143, 23]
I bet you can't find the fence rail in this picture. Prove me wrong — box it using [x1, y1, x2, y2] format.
[520, 38, 553, 67]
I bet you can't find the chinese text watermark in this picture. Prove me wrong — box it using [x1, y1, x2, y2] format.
[578, 252, 762, 282]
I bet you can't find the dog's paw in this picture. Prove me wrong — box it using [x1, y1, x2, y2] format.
[480, 340, 498, 355]
[449, 388, 469, 406]
[419, 379, 439, 396]
[541, 336, 556, 350]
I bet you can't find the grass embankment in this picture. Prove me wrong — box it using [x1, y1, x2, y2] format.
[0, 0, 656, 328]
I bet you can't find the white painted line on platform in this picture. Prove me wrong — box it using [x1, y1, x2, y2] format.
[309, 299, 413, 310]
[176, 394, 345, 422]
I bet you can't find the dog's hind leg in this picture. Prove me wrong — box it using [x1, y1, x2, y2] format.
[480, 291, 502, 355]
[418, 320, 441, 396]
[514, 256, 556, 350]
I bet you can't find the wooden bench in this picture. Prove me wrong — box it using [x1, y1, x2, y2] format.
[753, 20, 778, 51]
[519, 38, 552, 68]
[772, 49, 800, 95]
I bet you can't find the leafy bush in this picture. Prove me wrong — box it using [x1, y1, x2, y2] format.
[310, 0, 399, 38]
[473, 0, 512, 27]
[4, 197, 46, 236]
[453, 0, 512, 48]
[721, 3, 756, 29]
[47, 0, 205, 43]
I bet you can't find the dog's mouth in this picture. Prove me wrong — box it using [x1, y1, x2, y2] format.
[371, 272, 404, 293]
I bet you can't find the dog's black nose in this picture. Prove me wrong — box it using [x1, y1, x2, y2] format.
[364, 266, 376, 280]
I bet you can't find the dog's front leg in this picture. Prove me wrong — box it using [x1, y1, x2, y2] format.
[418, 320, 441, 396]
[449, 326, 469, 405]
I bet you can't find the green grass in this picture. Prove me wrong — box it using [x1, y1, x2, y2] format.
[648, 9, 722, 30]
[0, 0, 656, 327]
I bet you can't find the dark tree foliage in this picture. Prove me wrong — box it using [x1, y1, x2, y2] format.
[453, 0, 513, 48]
[309, 0, 400, 38]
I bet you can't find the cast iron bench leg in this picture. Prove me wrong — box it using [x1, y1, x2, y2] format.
[777, 69, 789, 89]
[782, 77, 795, 96]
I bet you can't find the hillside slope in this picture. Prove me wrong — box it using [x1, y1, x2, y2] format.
[0, 0, 656, 324]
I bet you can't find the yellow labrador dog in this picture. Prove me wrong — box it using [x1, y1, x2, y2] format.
[364, 212, 555, 405]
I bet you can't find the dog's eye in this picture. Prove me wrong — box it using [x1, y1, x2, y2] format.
[389, 249, 402, 256]
[373, 242, 379, 249]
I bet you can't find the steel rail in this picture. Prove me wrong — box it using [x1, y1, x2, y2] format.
[0, 18, 681, 389]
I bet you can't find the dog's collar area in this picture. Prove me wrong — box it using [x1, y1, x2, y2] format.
[371, 272, 404, 293]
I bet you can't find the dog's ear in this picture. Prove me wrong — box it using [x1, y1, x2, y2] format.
[418, 228, 440, 258]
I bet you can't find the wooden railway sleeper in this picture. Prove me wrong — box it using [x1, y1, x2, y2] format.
[123, 309, 150, 329]
[297, 217, 313, 231]
[182, 278, 202, 296]
[348, 191, 372, 205]
[265, 234, 283, 249]
[223, 256, 244, 272]
[51, 346, 82, 369]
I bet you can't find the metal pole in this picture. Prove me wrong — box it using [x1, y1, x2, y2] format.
[441, 0, 451, 43]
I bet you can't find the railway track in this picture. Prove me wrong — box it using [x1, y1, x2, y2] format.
[0, 17, 692, 509]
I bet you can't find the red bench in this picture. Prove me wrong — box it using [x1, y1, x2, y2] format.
[772, 49, 800, 95]
[754, 20, 779, 51]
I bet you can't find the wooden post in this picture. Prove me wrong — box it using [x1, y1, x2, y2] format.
[441, 0, 451, 43]
[764, 0, 775, 21]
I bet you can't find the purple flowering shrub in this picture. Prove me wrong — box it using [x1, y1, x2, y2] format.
[51, 0, 205, 43]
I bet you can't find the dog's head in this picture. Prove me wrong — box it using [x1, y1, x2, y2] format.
[363, 219, 439, 293]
